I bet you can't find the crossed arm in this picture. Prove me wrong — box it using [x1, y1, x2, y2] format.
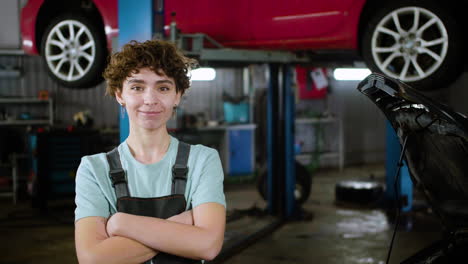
[75, 202, 226, 264]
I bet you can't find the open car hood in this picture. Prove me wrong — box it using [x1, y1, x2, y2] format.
[357, 73, 468, 232]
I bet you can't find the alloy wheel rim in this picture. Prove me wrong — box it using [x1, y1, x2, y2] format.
[45, 20, 96, 82]
[371, 7, 448, 82]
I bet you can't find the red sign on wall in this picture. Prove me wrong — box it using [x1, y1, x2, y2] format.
[295, 66, 328, 99]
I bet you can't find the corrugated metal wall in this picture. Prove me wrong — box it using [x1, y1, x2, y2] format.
[179, 68, 244, 122]
[0, 55, 244, 129]
[1, 53, 389, 166]
[328, 78, 387, 165]
[0, 0, 21, 49]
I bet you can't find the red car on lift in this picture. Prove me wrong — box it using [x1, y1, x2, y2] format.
[20, 0, 464, 90]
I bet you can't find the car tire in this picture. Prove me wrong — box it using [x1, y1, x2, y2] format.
[40, 14, 107, 89]
[335, 180, 384, 206]
[361, 0, 463, 90]
[257, 161, 312, 205]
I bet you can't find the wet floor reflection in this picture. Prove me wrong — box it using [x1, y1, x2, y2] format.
[224, 165, 444, 264]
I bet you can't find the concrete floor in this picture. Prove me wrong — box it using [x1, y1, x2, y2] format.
[0, 163, 443, 264]
[223, 164, 443, 264]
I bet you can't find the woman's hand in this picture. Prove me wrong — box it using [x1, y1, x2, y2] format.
[167, 210, 194, 226]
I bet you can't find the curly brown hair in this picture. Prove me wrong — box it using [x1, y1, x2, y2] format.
[103, 39, 198, 96]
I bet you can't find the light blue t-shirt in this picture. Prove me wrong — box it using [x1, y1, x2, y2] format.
[74, 136, 226, 222]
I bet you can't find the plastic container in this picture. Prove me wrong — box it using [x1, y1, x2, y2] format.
[223, 102, 249, 123]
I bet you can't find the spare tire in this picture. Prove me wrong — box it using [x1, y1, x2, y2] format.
[335, 180, 385, 205]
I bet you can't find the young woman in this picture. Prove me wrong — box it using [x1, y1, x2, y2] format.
[74, 40, 226, 264]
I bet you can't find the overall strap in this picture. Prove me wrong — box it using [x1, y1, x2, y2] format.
[172, 141, 191, 195]
[106, 148, 130, 198]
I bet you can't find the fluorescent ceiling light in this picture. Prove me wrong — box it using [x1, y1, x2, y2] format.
[333, 68, 371, 81]
[191, 67, 216, 81]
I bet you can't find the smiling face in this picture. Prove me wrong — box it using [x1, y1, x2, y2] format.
[116, 67, 181, 132]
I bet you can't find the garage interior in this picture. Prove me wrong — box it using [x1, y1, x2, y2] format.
[2, 0, 468, 264]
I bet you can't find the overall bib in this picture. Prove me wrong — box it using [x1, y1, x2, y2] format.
[106, 142, 201, 264]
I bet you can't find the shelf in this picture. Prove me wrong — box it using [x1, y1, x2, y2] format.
[297, 152, 340, 159]
[0, 98, 54, 126]
[0, 70, 21, 78]
[0, 120, 51, 126]
[296, 117, 336, 124]
[0, 153, 28, 204]
[320, 152, 340, 159]
[197, 123, 257, 131]
[295, 116, 344, 171]
[0, 49, 25, 55]
[0, 98, 51, 103]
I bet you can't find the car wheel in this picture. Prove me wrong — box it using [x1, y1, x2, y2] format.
[257, 161, 312, 205]
[40, 14, 107, 88]
[362, 0, 463, 90]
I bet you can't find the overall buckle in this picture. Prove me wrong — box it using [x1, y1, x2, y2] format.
[172, 164, 188, 181]
[109, 169, 126, 187]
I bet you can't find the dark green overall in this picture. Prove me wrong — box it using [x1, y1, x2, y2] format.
[106, 142, 201, 264]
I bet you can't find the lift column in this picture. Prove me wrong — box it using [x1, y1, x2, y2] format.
[267, 64, 296, 218]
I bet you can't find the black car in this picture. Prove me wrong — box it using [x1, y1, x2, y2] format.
[357, 73, 468, 263]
